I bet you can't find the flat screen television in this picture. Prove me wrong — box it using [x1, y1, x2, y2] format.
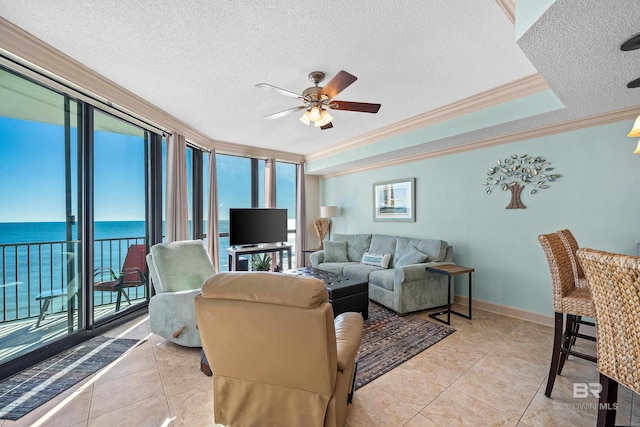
[229, 208, 288, 247]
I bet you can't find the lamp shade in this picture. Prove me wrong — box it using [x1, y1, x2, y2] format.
[628, 115, 640, 137]
[314, 109, 333, 127]
[309, 106, 321, 122]
[299, 110, 311, 126]
[320, 205, 338, 218]
[634, 140, 640, 154]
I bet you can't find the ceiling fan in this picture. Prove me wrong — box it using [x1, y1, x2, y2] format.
[256, 70, 381, 129]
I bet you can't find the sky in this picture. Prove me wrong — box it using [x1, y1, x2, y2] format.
[0, 116, 297, 223]
[0, 116, 145, 222]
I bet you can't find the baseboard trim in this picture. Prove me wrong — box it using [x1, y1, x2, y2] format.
[454, 295, 554, 327]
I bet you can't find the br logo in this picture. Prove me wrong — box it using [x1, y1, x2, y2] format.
[573, 382, 602, 398]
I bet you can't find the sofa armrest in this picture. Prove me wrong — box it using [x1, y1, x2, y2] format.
[394, 261, 452, 284]
[443, 245, 454, 263]
[334, 312, 364, 372]
[310, 250, 325, 268]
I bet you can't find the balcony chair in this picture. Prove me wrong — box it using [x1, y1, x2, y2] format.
[94, 244, 147, 312]
[577, 248, 640, 427]
[194, 272, 364, 427]
[146, 240, 216, 347]
[538, 232, 596, 398]
[35, 251, 78, 328]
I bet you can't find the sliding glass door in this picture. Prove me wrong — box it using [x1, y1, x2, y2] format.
[92, 110, 149, 323]
[0, 67, 82, 363]
[0, 65, 160, 373]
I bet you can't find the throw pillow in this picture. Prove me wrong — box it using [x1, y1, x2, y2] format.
[394, 248, 429, 267]
[361, 252, 391, 268]
[323, 241, 349, 262]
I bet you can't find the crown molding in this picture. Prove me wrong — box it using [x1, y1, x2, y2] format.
[305, 73, 548, 163]
[319, 107, 640, 179]
[495, 0, 516, 24]
[0, 17, 303, 163]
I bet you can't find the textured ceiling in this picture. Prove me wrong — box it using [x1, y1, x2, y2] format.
[517, 0, 640, 116]
[0, 0, 639, 175]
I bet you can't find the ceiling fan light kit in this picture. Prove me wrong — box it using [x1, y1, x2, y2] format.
[627, 115, 640, 137]
[256, 70, 381, 129]
[299, 110, 311, 125]
[314, 110, 333, 127]
[309, 106, 322, 121]
[621, 33, 640, 151]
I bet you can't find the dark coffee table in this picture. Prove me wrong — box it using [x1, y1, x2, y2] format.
[286, 267, 369, 320]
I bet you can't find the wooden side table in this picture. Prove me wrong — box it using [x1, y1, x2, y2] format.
[426, 264, 474, 325]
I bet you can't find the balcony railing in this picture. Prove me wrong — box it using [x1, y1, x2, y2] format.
[0, 236, 146, 323]
[0, 231, 298, 324]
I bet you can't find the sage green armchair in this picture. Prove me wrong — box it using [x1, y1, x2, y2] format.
[146, 240, 216, 347]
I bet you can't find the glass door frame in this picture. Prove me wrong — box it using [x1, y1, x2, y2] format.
[0, 66, 164, 380]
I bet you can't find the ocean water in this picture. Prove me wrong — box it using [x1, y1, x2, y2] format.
[0, 221, 147, 322]
[0, 219, 259, 321]
[0, 221, 146, 244]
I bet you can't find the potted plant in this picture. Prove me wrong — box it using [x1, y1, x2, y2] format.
[250, 253, 272, 271]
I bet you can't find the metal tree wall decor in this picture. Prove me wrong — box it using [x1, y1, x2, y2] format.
[483, 154, 560, 209]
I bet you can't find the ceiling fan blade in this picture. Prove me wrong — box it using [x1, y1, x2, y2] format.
[263, 105, 306, 120]
[320, 122, 334, 130]
[255, 83, 302, 99]
[319, 70, 357, 100]
[329, 101, 381, 113]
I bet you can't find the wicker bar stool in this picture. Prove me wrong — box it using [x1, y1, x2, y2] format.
[556, 229, 593, 368]
[577, 248, 640, 427]
[557, 229, 589, 289]
[538, 232, 597, 398]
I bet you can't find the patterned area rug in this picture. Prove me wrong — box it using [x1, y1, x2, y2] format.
[354, 302, 455, 390]
[0, 336, 143, 420]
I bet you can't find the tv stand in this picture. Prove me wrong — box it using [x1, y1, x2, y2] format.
[227, 243, 293, 271]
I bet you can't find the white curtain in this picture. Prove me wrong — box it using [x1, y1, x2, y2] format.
[166, 133, 189, 242]
[295, 162, 307, 267]
[206, 151, 220, 272]
[265, 158, 276, 208]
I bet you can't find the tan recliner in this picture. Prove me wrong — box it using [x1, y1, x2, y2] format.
[194, 272, 364, 427]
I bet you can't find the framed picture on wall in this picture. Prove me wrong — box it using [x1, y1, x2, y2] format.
[373, 178, 415, 222]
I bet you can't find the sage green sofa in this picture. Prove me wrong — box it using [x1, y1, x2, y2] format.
[146, 240, 216, 347]
[310, 234, 453, 315]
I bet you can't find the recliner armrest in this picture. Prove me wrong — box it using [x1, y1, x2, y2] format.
[149, 289, 202, 347]
[149, 288, 201, 305]
[334, 312, 364, 372]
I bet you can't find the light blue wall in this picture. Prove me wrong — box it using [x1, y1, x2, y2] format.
[320, 120, 640, 316]
[515, 0, 557, 40]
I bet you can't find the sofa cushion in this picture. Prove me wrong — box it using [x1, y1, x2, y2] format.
[395, 237, 448, 263]
[323, 241, 349, 262]
[343, 263, 383, 281]
[395, 249, 428, 267]
[369, 235, 398, 267]
[361, 252, 391, 268]
[317, 262, 354, 275]
[333, 234, 372, 262]
[369, 269, 395, 291]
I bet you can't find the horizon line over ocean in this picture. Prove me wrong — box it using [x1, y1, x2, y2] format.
[0, 220, 231, 245]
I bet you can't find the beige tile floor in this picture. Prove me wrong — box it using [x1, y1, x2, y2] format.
[1, 304, 638, 427]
